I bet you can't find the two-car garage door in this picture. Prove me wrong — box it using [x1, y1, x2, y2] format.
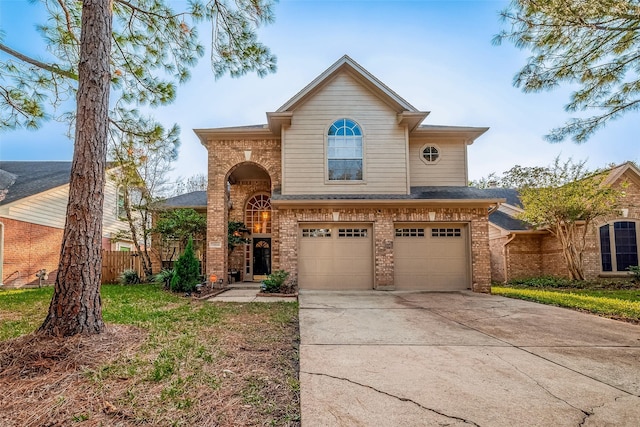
[297, 222, 469, 290]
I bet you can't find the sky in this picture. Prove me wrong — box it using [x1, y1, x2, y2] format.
[1, 0, 638, 185]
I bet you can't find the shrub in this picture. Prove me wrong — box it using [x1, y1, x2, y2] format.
[118, 269, 141, 285]
[628, 265, 640, 282]
[154, 269, 175, 289]
[170, 238, 201, 293]
[260, 270, 290, 294]
[506, 276, 576, 288]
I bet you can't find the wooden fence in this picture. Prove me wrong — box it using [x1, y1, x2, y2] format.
[101, 250, 144, 284]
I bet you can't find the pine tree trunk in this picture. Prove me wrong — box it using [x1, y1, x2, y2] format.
[39, 0, 112, 337]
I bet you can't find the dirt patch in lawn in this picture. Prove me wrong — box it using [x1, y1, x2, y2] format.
[0, 303, 300, 426]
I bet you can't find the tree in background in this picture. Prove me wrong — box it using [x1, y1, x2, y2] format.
[495, 0, 640, 142]
[1, 0, 277, 336]
[154, 208, 207, 264]
[483, 158, 623, 280]
[109, 123, 180, 279]
[171, 173, 208, 197]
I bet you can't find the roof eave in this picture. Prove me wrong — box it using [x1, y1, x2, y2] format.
[272, 198, 504, 208]
[194, 126, 277, 146]
[411, 126, 489, 144]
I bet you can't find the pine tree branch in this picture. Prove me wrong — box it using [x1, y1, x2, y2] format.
[0, 43, 77, 80]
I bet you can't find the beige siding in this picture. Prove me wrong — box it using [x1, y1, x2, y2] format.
[282, 73, 408, 194]
[488, 223, 504, 240]
[0, 179, 130, 239]
[408, 138, 467, 186]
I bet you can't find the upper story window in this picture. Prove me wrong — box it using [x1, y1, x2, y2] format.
[420, 144, 441, 164]
[328, 118, 363, 181]
[116, 186, 126, 219]
[599, 221, 638, 273]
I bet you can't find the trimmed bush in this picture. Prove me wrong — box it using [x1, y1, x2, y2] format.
[118, 269, 141, 285]
[261, 270, 290, 294]
[170, 238, 201, 293]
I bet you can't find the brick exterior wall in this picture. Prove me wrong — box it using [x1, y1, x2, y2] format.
[1, 217, 62, 287]
[489, 235, 508, 283]
[205, 138, 281, 284]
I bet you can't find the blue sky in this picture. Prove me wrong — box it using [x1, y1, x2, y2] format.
[1, 0, 638, 183]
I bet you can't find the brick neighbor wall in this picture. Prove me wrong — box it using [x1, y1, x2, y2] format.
[1, 217, 62, 287]
[489, 236, 508, 283]
[206, 138, 281, 284]
[506, 234, 544, 280]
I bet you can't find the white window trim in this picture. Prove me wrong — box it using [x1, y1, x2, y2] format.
[419, 143, 442, 165]
[325, 118, 366, 184]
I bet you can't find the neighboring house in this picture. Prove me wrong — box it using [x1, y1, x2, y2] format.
[156, 191, 207, 270]
[488, 162, 640, 282]
[192, 55, 504, 292]
[0, 161, 136, 287]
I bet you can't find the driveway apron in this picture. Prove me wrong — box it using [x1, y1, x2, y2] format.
[299, 290, 640, 426]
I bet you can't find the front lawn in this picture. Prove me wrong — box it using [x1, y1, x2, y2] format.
[0, 284, 300, 426]
[493, 280, 640, 323]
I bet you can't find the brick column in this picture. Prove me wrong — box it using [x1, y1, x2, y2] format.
[374, 212, 395, 289]
[207, 165, 229, 286]
[470, 210, 491, 293]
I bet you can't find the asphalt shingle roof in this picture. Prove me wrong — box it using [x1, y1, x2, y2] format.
[160, 191, 207, 208]
[489, 210, 531, 231]
[481, 188, 522, 208]
[272, 186, 505, 201]
[0, 161, 73, 205]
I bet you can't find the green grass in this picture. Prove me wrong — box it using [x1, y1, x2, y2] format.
[493, 286, 640, 321]
[0, 283, 300, 425]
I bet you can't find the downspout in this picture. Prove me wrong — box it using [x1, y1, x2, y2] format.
[502, 233, 516, 283]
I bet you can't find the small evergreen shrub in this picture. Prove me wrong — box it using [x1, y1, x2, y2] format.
[170, 238, 201, 293]
[154, 269, 175, 289]
[261, 270, 290, 293]
[118, 269, 141, 285]
[628, 265, 640, 282]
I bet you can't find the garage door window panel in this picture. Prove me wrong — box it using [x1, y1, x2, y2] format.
[395, 228, 425, 237]
[338, 228, 368, 238]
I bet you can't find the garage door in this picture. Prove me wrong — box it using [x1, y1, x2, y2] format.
[298, 223, 373, 290]
[394, 223, 469, 291]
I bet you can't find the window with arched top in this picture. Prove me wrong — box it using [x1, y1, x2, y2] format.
[599, 221, 638, 272]
[327, 118, 363, 181]
[245, 194, 271, 234]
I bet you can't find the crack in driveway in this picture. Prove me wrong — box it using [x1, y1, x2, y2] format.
[304, 371, 481, 426]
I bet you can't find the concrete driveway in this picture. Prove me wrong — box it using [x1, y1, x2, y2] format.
[299, 291, 640, 426]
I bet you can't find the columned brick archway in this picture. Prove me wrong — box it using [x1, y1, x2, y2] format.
[204, 139, 281, 285]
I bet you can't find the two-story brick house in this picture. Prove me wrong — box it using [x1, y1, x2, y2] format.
[196, 56, 503, 292]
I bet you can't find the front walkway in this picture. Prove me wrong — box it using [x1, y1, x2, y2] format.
[299, 290, 640, 426]
[207, 288, 297, 303]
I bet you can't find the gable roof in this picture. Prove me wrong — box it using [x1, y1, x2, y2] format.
[277, 55, 420, 113]
[267, 55, 430, 134]
[0, 161, 73, 205]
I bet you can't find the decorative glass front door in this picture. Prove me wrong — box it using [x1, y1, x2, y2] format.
[252, 238, 271, 277]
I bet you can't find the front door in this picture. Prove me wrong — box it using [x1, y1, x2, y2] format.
[252, 238, 271, 278]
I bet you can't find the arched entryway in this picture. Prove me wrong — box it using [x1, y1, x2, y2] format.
[225, 162, 273, 282]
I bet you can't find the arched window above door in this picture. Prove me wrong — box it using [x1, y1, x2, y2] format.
[245, 194, 271, 234]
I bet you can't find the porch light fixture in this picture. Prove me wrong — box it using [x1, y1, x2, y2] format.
[428, 211, 436, 221]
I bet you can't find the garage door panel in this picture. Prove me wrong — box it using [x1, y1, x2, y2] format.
[394, 223, 469, 291]
[299, 223, 373, 290]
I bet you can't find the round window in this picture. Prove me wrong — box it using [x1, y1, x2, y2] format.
[422, 146, 439, 162]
